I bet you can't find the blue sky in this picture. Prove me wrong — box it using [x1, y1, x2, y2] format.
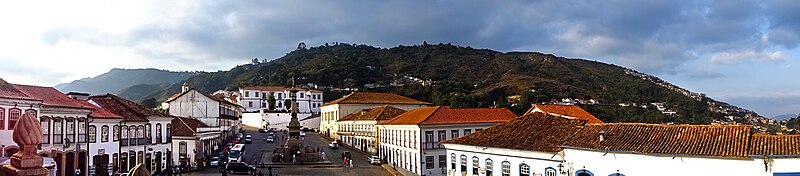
[0, 0, 798, 117]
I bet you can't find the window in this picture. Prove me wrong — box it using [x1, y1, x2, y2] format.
[8, 108, 21, 130]
[245, 91, 249, 97]
[262, 93, 266, 98]
[545, 167, 557, 176]
[255, 92, 259, 97]
[248, 102, 253, 107]
[0, 108, 4, 130]
[166, 124, 172, 141]
[156, 124, 162, 144]
[464, 129, 472, 136]
[78, 118, 86, 142]
[40, 116, 49, 144]
[438, 130, 447, 141]
[88, 125, 96, 143]
[145, 124, 151, 144]
[501, 161, 511, 176]
[425, 131, 434, 145]
[277, 93, 282, 99]
[179, 142, 187, 155]
[439, 155, 446, 168]
[299, 93, 304, 99]
[138, 125, 145, 144]
[472, 157, 479, 176]
[486, 159, 493, 176]
[53, 118, 63, 144]
[425, 156, 434, 169]
[451, 130, 459, 139]
[101, 126, 109, 142]
[113, 125, 119, 141]
[129, 126, 136, 146]
[460, 155, 467, 175]
[519, 164, 530, 176]
[66, 118, 75, 143]
[451, 154, 456, 170]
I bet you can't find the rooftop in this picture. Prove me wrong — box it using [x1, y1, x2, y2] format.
[90, 94, 166, 122]
[528, 104, 604, 124]
[337, 105, 407, 122]
[380, 106, 516, 125]
[323, 92, 431, 106]
[0, 78, 36, 101]
[171, 116, 210, 137]
[444, 113, 586, 152]
[749, 134, 800, 157]
[12, 84, 90, 109]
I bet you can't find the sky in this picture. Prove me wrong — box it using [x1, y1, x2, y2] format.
[0, 0, 798, 117]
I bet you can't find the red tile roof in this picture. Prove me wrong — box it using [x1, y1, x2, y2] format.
[528, 104, 604, 124]
[380, 106, 517, 125]
[323, 92, 431, 106]
[337, 105, 407, 122]
[77, 101, 124, 119]
[444, 113, 587, 152]
[0, 78, 37, 101]
[749, 134, 800, 157]
[562, 123, 752, 158]
[12, 84, 90, 109]
[171, 117, 210, 137]
[89, 94, 166, 122]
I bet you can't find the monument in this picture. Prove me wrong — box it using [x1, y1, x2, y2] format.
[2, 112, 48, 176]
[272, 77, 320, 163]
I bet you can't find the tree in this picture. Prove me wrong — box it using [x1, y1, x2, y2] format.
[284, 99, 292, 111]
[140, 98, 159, 109]
[267, 94, 276, 111]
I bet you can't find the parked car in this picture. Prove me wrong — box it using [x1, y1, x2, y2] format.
[267, 136, 275, 143]
[328, 141, 338, 149]
[244, 136, 252, 144]
[369, 156, 381, 165]
[258, 128, 268, 133]
[209, 157, 221, 167]
[300, 132, 306, 137]
[225, 162, 257, 174]
[341, 151, 351, 159]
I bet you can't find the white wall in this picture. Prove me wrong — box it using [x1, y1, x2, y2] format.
[445, 144, 564, 176]
[239, 89, 323, 113]
[299, 116, 320, 130]
[250, 112, 313, 130]
[564, 148, 767, 176]
[0, 98, 42, 154]
[378, 125, 422, 175]
[168, 90, 220, 126]
[321, 104, 428, 139]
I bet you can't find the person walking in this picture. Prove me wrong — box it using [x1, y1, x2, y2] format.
[268, 165, 273, 176]
[349, 159, 353, 168]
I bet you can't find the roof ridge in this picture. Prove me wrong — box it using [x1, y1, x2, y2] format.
[175, 117, 197, 134]
[418, 106, 444, 125]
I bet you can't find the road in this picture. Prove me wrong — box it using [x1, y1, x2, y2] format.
[187, 127, 391, 176]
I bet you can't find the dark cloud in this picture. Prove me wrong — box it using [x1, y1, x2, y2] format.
[34, 0, 800, 75]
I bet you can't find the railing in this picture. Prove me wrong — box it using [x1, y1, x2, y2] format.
[423, 142, 444, 150]
[121, 138, 129, 146]
[139, 137, 147, 144]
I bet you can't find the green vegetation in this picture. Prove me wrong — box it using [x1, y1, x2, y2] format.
[133, 43, 727, 124]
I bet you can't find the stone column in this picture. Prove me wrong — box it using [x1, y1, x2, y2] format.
[2, 112, 48, 176]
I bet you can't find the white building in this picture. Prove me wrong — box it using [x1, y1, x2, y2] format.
[320, 92, 431, 139]
[170, 116, 220, 171]
[238, 86, 323, 113]
[377, 106, 517, 176]
[336, 105, 407, 154]
[444, 113, 800, 176]
[166, 84, 243, 142]
[88, 94, 174, 175]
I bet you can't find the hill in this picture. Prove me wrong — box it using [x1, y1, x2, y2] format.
[55, 68, 197, 95]
[772, 114, 799, 120]
[135, 43, 752, 124]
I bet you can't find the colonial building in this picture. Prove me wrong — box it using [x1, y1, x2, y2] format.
[377, 106, 517, 176]
[444, 113, 800, 176]
[336, 105, 407, 154]
[170, 116, 220, 171]
[165, 84, 243, 140]
[321, 92, 431, 139]
[69, 94, 125, 176]
[88, 94, 174, 175]
[238, 86, 323, 113]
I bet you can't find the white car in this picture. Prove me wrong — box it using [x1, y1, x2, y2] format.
[369, 156, 381, 165]
[300, 132, 306, 137]
[328, 141, 339, 149]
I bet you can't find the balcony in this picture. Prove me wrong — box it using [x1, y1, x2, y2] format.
[120, 139, 129, 146]
[422, 142, 444, 150]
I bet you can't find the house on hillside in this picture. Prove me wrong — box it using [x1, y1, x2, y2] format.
[336, 105, 407, 154]
[320, 92, 431, 139]
[377, 106, 517, 176]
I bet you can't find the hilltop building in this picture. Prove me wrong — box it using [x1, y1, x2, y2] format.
[238, 86, 323, 113]
[377, 106, 517, 176]
[320, 92, 431, 139]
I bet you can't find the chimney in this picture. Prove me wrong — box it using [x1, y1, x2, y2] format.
[181, 82, 190, 93]
[599, 131, 605, 142]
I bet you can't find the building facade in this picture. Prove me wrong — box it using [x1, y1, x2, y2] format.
[166, 84, 243, 141]
[320, 92, 431, 139]
[336, 105, 407, 154]
[377, 106, 517, 176]
[238, 86, 323, 113]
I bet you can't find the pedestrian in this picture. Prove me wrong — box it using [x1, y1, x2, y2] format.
[74, 169, 81, 176]
[292, 154, 297, 163]
[268, 165, 273, 176]
[321, 151, 326, 161]
[349, 159, 353, 168]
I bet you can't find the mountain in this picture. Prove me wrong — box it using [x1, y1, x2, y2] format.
[773, 114, 799, 120]
[132, 43, 754, 124]
[55, 68, 197, 95]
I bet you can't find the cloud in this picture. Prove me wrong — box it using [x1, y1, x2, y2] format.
[710, 49, 783, 64]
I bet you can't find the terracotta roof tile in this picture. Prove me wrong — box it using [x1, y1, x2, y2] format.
[444, 113, 587, 152]
[89, 94, 165, 122]
[323, 92, 431, 106]
[0, 78, 37, 101]
[12, 84, 89, 109]
[337, 105, 407, 122]
[78, 101, 124, 119]
[528, 104, 604, 124]
[171, 117, 210, 137]
[562, 123, 751, 158]
[749, 134, 800, 157]
[380, 106, 517, 125]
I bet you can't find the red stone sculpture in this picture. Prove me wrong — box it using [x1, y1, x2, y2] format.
[2, 112, 48, 176]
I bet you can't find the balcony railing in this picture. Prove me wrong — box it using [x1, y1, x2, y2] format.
[120, 139, 129, 146]
[422, 142, 444, 150]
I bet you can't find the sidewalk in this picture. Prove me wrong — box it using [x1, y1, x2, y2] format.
[319, 134, 403, 175]
[381, 164, 404, 176]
